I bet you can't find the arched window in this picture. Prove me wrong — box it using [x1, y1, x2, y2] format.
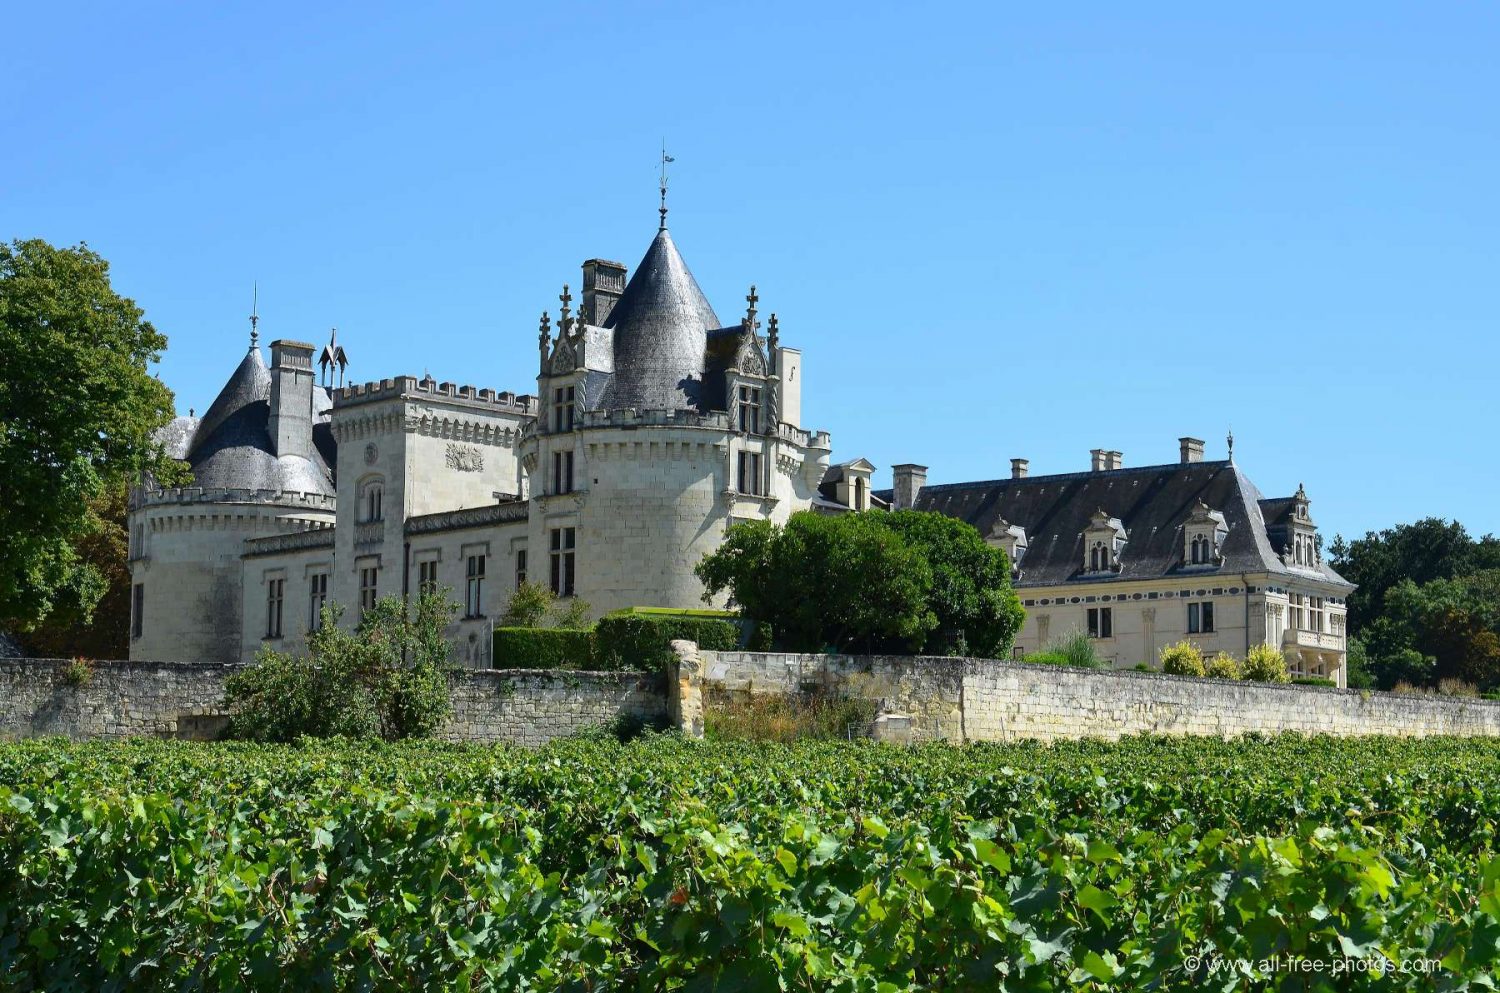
[1190, 537, 1202, 564]
[361, 479, 384, 523]
[1090, 542, 1107, 572]
[854, 478, 867, 511]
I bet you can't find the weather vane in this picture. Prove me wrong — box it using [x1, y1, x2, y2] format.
[659, 141, 675, 229]
[249, 281, 259, 349]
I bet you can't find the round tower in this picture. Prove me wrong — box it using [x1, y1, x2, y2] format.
[520, 222, 831, 617]
[128, 332, 338, 663]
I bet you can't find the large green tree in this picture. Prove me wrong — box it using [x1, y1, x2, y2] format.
[0, 239, 182, 631]
[870, 510, 1025, 657]
[696, 512, 935, 654]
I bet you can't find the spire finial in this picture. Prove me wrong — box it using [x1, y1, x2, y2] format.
[249, 281, 259, 349]
[538, 311, 552, 370]
[744, 284, 758, 331]
[659, 141, 675, 230]
[559, 284, 573, 331]
[1227, 427, 1234, 463]
[767, 312, 779, 350]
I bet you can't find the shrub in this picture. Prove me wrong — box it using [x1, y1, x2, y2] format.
[704, 693, 879, 742]
[550, 597, 592, 630]
[1159, 640, 1205, 677]
[1022, 651, 1072, 667]
[1205, 651, 1240, 680]
[1438, 677, 1479, 698]
[493, 627, 595, 670]
[1133, 663, 1155, 672]
[594, 612, 738, 672]
[224, 591, 455, 742]
[1241, 643, 1291, 683]
[502, 581, 554, 627]
[746, 620, 775, 651]
[60, 656, 93, 688]
[1050, 630, 1106, 669]
[1293, 677, 1336, 687]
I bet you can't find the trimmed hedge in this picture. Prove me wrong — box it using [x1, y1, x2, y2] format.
[493, 628, 595, 670]
[1292, 677, 1337, 688]
[594, 613, 739, 671]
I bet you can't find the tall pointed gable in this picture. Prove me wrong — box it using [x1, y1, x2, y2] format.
[600, 227, 721, 411]
[188, 345, 271, 458]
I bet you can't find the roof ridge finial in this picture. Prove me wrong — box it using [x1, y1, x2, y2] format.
[1227, 427, 1234, 463]
[659, 141, 675, 230]
[744, 284, 758, 333]
[249, 281, 259, 350]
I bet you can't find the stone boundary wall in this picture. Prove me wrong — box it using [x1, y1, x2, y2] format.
[696, 650, 1500, 741]
[0, 658, 666, 744]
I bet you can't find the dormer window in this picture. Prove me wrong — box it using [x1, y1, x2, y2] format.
[1082, 509, 1126, 574]
[1183, 501, 1227, 568]
[986, 518, 1028, 574]
[737, 385, 762, 433]
[552, 386, 575, 433]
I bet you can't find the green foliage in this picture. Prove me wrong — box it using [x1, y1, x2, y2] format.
[871, 510, 1026, 658]
[19, 482, 132, 658]
[502, 580, 555, 627]
[697, 512, 936, 653]
[59, 657, 93, 688]
[1205, 651, 1241, 680]
[593, 612, 738, 671]
[1242, 642, 1292, 683]
[1292, 677, 1336, 687]
[492, 627, 595, 670]
[1031, 630, 1106, 669]
[2, 734, 1500, 988]
[1159, 639, 1205, 677]
[696, 510, 1024, 656]
[223, 591, 455, 741]
[0, 240, 187, 631]
[1330, 520, 1500, 690]
[550, 597, 592, 630]
[704, 694, 880, 742]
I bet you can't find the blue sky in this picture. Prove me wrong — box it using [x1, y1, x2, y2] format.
[6, 2, 1497, 542]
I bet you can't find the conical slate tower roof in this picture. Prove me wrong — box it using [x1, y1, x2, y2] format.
[601, 227, 721, 411]
[188, 345, 271, 454]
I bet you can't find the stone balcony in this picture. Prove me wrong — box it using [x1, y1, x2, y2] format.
[1284, 629, 1345, 653]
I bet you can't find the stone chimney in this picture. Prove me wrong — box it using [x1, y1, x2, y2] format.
[581, 259, 627, 325]
[1090, 449, 1107, 472]
[891, 464, 928, 511]
[1011, 458, 1029, 479]
[1179, 437, 1205, 463]
[269, 340, 315, 460]
[1107, 450, 1123, 470]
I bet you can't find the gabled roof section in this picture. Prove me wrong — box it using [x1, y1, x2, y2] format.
[597, 227, 721, 412]
[914, 460, 1352, 589]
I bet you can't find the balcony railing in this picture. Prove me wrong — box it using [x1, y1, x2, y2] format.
[1283, 629, 1345, 652]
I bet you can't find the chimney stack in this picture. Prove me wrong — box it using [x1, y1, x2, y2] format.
[1090, 449, 1107, 472]
[1179, 437, 1205, 463]
[269, 340, 315, 460]
[891, 464, 928, 511]
[1010, 458, 1029, 479]
[581, 259, 627, 325]
[1107, 450, 1123, 470]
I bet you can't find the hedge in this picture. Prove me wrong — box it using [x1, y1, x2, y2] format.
[1292, 676, 1337, 688]
[492, 628, 595, 670]
[594, 613, 739, 671]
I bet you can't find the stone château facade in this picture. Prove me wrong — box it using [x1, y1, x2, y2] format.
[129, 208, 1352, 682]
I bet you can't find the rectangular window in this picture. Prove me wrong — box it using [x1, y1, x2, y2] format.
[309, 573, 328, 631]
[1290, 594, 1304, 630]
[265, 578, 285, 639]
[131, 583, 144, 639]
[1087, 607, 1112, 639]
[515, 549, 527, 589]
[737, 451, 762, 495]
[552, 386, 575, 433]
[418, 560, 439, 596]
[549, 527, 576, 597]
[1310, 596, 1324, 633]
[359, 567, 378, 619]
[737, 385, 761, 433]
[1188, 601, 1215, 634]
[552, 450, 574, 494]
[465, 554, 486, 618]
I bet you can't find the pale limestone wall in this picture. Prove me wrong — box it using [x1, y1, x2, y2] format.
[241, 541, 335, 662]
[0, 658, 665, 744]
[408, 517, 528, 667]
[698, 651, 1500, 742]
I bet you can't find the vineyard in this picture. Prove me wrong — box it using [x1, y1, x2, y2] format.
[2, 734, 1499, 990]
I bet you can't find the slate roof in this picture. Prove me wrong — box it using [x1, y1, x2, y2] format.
[593, 227, 722, 412]
[169, 344, 336, 495]
[912, 460, 1352, 590]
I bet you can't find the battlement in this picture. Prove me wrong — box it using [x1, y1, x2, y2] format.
[522, 408, 832, 450]
[130, 486, 338, 513]
[335, 375, 537, 414]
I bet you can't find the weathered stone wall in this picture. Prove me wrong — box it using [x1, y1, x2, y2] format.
[0, 658, 666, 744]
[698, 651, 1500, 741]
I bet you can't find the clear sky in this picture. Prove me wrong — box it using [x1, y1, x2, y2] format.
[6, 2, 1497, 542]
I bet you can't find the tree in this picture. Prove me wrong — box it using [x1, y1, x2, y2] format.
[870, 510, 1025, 658]
[224, 590, 456, 742]
[0, 239, 183, 632]
[696, 511, 935, 654]
[19, 482, 131, 658]
[1328, 518, 1494, 630]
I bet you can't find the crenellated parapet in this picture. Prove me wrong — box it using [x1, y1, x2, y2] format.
[130, 486, 338, 513]
[335, 375, 537, 414]
[242, 525, 337, 558]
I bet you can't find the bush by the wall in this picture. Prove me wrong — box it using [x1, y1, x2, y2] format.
[1293, 677, 1336, 687]
[1242, 643, 1292, 683]
[593, 612, 739, 672]
[492, 627, 595, 670]
[1206, 652, 1240, 680]
[1159, 640, 1205, 677]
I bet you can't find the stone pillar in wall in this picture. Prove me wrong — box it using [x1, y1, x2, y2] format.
[668, 639, 704, 738]
[1142, 607, 1156, 667]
